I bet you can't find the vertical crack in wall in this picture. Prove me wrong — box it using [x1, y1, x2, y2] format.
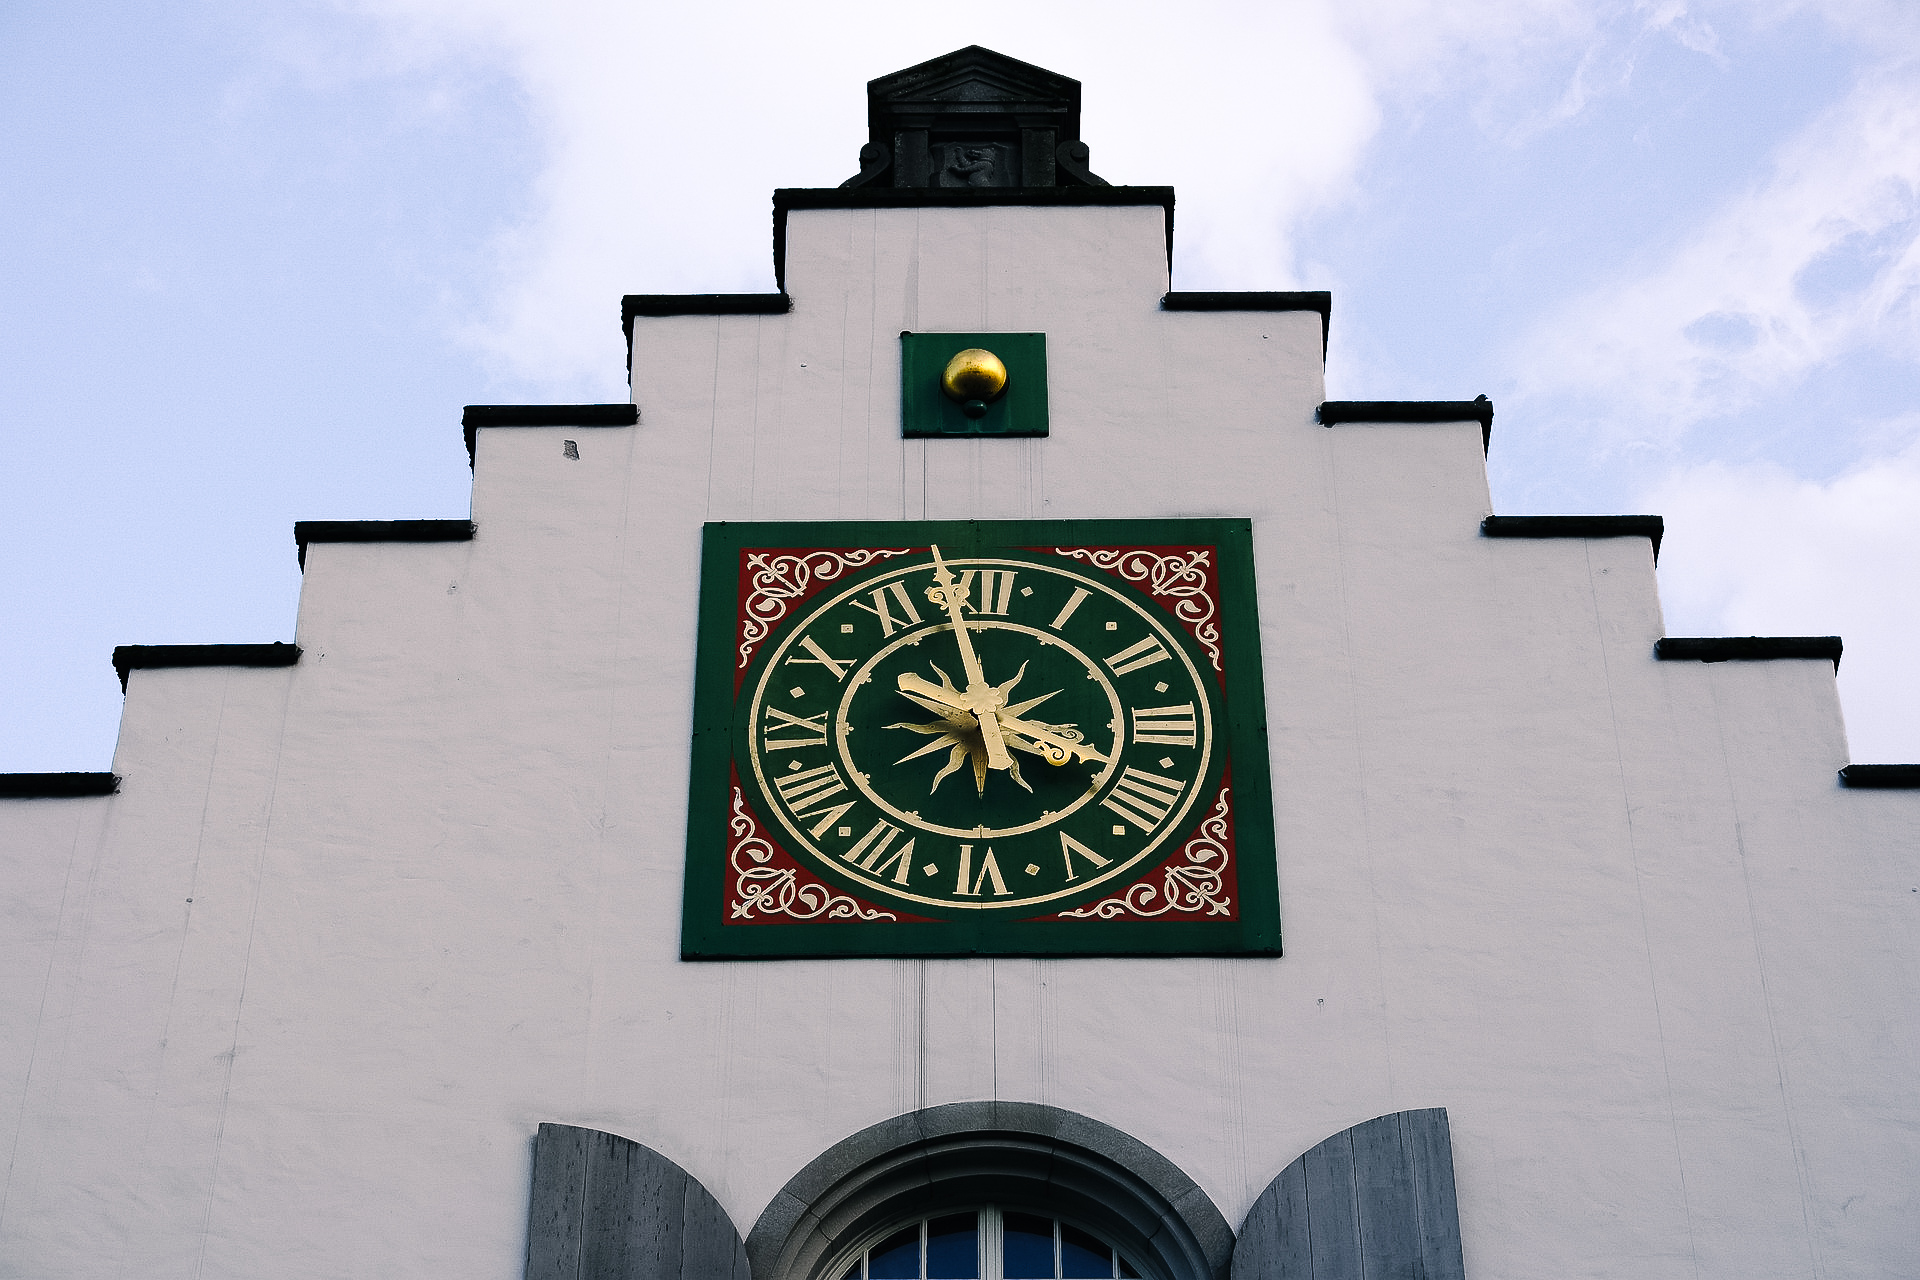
[191, 656, 294, 1280]
[1586, 542, 1700, 1280]
[1706, 668, 1826, 1279]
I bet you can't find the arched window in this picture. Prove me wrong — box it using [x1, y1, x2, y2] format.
[744, 1103, 1230, 1280]
[833, 1208, 1143, 1280]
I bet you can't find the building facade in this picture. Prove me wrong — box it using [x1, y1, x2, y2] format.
[4, 48, 1917, 1279]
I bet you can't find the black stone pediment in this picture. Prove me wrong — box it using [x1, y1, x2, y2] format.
[842, 46, 1105, 190]
[868, 46, 1080, 125]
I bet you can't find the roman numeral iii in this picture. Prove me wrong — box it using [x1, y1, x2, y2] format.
[1131, 704, 1198, 747]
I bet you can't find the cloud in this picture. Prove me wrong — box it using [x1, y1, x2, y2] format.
[330, 0, 1726, 391]
[319, 0, 1918, 437]
[1512, 63, 1920, 443]
[330, 0, 1392, 391]
[1647, 421, 1920, 761]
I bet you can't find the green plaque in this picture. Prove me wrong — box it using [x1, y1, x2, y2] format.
[901, 332, 1049, 437]
[681, 519, 1280, 959]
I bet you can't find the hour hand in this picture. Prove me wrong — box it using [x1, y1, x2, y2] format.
[997, 714, 1111, 766]
[897, 671, 968, 711]
[896, 686, 976, 726]
[898, 672, 1013, 770]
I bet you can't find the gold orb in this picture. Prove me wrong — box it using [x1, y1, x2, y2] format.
[941, 348, 1009, 403]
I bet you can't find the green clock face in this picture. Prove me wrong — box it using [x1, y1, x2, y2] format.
[682, 518, 1281, 959]
[741, 548, 1219, 914]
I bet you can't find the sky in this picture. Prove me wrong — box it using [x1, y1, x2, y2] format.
[2, 0, 1916, 772]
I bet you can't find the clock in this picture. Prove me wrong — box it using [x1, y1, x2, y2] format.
[680, 519, 1280, 958]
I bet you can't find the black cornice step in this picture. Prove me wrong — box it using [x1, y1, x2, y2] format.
[0, 772, 119, 799]
[1163, 291, 1331, 357]
[1654, 636, 1843, 670]
[1839, 764, 1920, 789]
[1482, 515, 1665, 562]
[621, 294, 792, 375]
[461, 404, 638, 466]
[770, 186, 1177, 290]
[1319, 397, 1494, 454]
[112, 642, 301, 692]
[622, 293, 790, 322]
[293, 519, 474, 570]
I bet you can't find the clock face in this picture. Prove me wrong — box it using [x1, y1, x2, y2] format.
[682, 519, 1280, 959]
[741, 549, 1218, 914]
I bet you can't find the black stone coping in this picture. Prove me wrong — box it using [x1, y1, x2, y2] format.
[111, 642, 301, 692]
[1654, 636, 1843, 670]
[1482, 514, 1665, 562]
[1839, 764, 1920, 789]
[461, 403, 638, 466]
[293, 519, 474, 570]
[771, 185, 1177, 292]
[0, 772, 119, 798]
[1319, 397, 1495, 454]
[1162, 291, 1332, 358]
[620, 293, 793, 376]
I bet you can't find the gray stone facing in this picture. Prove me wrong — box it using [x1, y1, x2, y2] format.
[525, 1123, 749, 1280]
[1231, 1109, 1465, 1280]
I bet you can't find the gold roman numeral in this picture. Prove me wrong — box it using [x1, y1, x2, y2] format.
[956, 569, 1017, 615]
[762, 704, 828, 750]
[772, 761, 846, 809]
[851, 582, 923, 635]
[1131, 704, 1198, 747]
[787, 635, 851, 680]
[845, 820, 914, 885]
[771, 764, 854, 837]
[1059, 832, 1112, 881]
[1102, 766, 1186, 832]
[1104, 635, 1172, 676]
[954, 844, 1012, 896]
[1049, 587, 1090, 630]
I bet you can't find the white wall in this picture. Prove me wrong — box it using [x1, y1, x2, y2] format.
[3, 202, 1916, 1279]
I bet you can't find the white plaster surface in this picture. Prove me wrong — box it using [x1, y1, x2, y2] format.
[3, 202, 1917, 1279]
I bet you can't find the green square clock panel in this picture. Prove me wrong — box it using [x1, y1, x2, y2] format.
[680, 518, 1280, 959]
[901, 332, 1048, 437]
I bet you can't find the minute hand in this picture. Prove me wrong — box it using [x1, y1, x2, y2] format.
[927, 546, 1013, 770]
[927, 546, 988, 691]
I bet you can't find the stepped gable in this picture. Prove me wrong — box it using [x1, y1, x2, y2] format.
[3, 46, 1918, 1280]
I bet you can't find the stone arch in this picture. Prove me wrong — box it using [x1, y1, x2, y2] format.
[745, 1101, 1232, 1280]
